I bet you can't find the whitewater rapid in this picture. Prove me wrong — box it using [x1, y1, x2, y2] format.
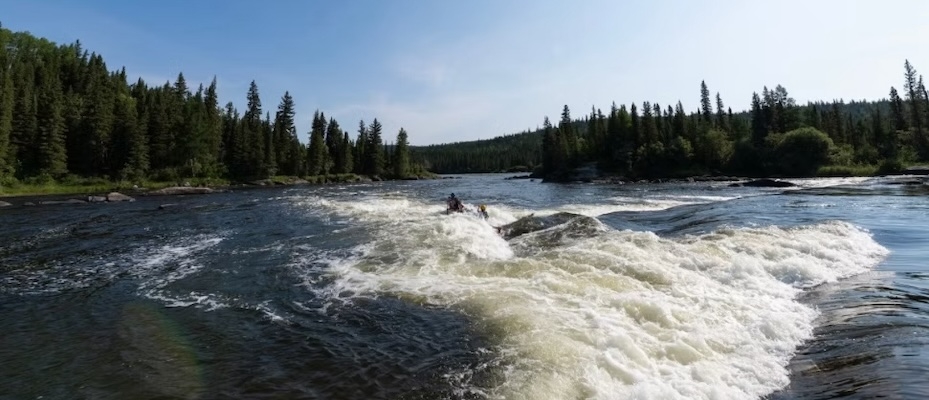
[294, 192, 889, 400]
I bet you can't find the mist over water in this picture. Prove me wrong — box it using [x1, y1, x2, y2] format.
[2, 175, 928, 399]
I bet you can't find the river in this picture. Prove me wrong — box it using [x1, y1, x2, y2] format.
[2, 174, 927, 399]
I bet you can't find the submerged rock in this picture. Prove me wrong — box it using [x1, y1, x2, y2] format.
[39, 199, 86, 205]
[496, 212, 599, 240]
[729, 178, 796, 188]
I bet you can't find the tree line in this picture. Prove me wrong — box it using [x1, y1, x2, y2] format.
[537, 60, 928, 180]
[416, 63, 928, 179]
[0, 23, 425, 186]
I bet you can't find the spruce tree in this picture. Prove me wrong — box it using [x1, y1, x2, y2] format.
[306, 111, 327, 176]
[889, 87, 908, 132]
[0, 45, 13, 178]
[700, 81, 713, 124]
[365, 118, 384, 176]
[203, 77, 222, 176]
[393, 127, 410, 178]
[34, 62, 67, 177]
[273, 92, 298, 175]
[354, 120, 367, 174]
[341, 132, 353, 174]
[243, 80, 265, 178]
[326, 118, 342, 173]
[715, 92, 729, 132]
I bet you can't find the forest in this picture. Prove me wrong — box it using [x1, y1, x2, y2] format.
[0, 23, 427, 189]
[417, 66, 928, 180]
[3, 22, 928, 187]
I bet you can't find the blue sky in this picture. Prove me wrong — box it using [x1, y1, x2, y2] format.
[4, 0, 929, 145]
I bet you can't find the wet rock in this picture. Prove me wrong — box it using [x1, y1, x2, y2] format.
[87, 195, 108, 203]
[106, 192, 134, 202]
[904, 166, 929, 175]
[729, 178, 796, 188]
[147, 186, 215, 195]
[157, 203, 178, 210]
[0, 200, 11, 207]
[39, 198, 86, 205]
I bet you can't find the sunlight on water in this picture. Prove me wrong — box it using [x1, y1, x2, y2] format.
[298, 194, 889, 400]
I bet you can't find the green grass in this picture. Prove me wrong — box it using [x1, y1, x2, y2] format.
[0, 177, 230, 198]
[816, 164, 878, 177]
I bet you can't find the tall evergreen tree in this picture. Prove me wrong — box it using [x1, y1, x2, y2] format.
[306, 111, 328, 176]
[393, 127, 410, 178]
[365, 118, 384, 176]
[889, 87, 908, 131]
[340, 132, 353, 174]
[0, 42, 13, 177]
[273, 91, 299, 175]
[34, 62, 67, 177]
[203, 77, 222, 176]
[715, 92, 729, 132]
[354, 120, 367, 174]
[700, 80, 713, 124]
[326, 118, 343, 173]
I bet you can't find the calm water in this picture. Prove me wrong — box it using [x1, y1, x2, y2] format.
[1, 174, 927, 399]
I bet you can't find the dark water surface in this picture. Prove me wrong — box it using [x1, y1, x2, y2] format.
[1, 175, 928, 399]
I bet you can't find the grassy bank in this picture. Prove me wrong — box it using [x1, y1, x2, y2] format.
[0, 172, 439, 198]
[0, 177, 229, 198]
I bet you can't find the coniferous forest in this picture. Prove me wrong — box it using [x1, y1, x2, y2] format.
[3, 23, 929, 188]
[0, 24, 427, 189]
[417, 62, 929, 181]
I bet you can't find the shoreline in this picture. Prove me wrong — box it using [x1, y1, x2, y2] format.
[0, 173, 440, 206]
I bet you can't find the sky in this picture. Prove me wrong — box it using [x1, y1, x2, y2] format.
[4, 0, 929, 145]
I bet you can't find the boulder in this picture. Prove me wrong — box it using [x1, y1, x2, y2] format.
[106, 192, 134, 202]
[87, 195, 108, 203]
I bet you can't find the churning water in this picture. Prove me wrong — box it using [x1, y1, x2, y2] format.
[2, 174, 928, 399]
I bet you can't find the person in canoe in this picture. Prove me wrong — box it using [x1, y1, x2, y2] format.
[446, 193, 465, 213]
[478, 204, 489, 219]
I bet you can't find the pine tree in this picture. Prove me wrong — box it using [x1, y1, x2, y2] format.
[700, 80, 713, 124]
[34, 62, 67, 177]
[393, 127, 410, 178]
[203, 77, 222, 176]
[340, 132, 353, 174]
[306, 111, 327, 176]
[243, 80, 265, 178]
[0, 42, 13, 177]
[326, 118, 342, 173]
[263, 111, 275, 176]
[11, 60, 37, 177]
[365, 118, 384, 176]
[903, 60, 928, 158]
[715, 92, 729, 132]
[273, 91, 298, 175]
[889, 87, 908, 131]
[354, 120, 367, 174]
[750, 92, 766, 147]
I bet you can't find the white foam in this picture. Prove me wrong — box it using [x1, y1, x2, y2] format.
[302, 193, 889, 400]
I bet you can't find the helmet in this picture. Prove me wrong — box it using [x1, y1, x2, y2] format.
[480, 204, 486, 211]
[450, 193, 456, 198]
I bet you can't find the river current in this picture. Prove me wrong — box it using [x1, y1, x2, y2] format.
[1, 174, 927, 399]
